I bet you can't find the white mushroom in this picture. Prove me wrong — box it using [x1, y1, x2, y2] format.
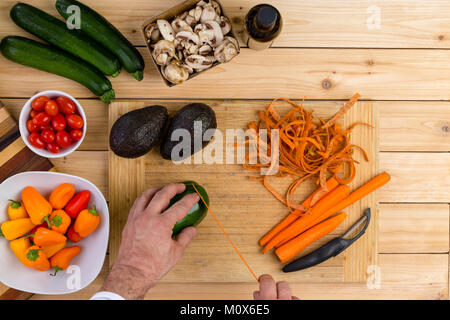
[152, 40, 176, 65]
[176, 30, 200, 45]
[194, 6, 203, 22]
[183, 41, 199, 55]
[198, 44, 213, 56]
[194, 23, 207, 34]
[157, 19, 175, 41]
[171, 18, 193, 34]
[185, 54, 214, 71]
[145, 23, 160, 43]
[200, 5, 217, 23]
[203, 20, 223, 46]
[185, 15, 196, 27]
[163, 60, 189, 84]
[214, 36, 238, 63]
[210, 0, 222, 16]
[218, 16, 231, 35]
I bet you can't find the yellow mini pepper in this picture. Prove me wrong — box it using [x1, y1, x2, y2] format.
[42, 241, 66, 259]
[7, 200, 28, 220]
[1, 218, 35, 240]
[9, 237, 31, 266]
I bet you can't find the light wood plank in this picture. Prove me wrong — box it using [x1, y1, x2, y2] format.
[2, 0, 449, 48]
[5, 100, 449, 152]
[29, 253, 449, 300]
[1, 49, 450, 100]
[379, 204, 449, 253]
[379, 153, 450, 203]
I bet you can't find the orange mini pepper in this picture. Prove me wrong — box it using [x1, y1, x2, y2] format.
[74, 205, 100, 238]
[50, 246, 81, 276]
[9, 237, 31, 266]
[31, 227, 66, 247]
[22, 186, 52, 226]
[50, 210, 71, 234]
[24, 246, 50, 271]
[42, 241, 66, 259]
[1, 218, 35, 240]
[8, 200, 28, 220]
[49, 183, 75, 210]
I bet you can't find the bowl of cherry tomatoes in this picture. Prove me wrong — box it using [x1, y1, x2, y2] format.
[19, 90, 86, 158]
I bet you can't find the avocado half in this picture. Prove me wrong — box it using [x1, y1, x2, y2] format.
[170, 181, 209, 236]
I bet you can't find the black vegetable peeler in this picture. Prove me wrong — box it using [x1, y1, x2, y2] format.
[282, 208, 371, 273]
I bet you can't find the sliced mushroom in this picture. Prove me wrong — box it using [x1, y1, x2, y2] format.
[194, 6, 203, 22]
[200, 5, 217, 23]
[185, 54, 214, 71]
[210, 0, 222, 16]
[194, 23, 207, 34]
[171, 18, 193, 34]
[218, 16, 231, 35]
[157, 19, 175, 41]
[203, 20, 223, 46]
[184, 41, 199, 55]
[152, 40, 176, 66]
[198, 44, 213, 56]
[173, 38, 183, 51]
[145, 23, 160, 43]
[185, 15, 196, 27]
[163, 60, 189, 84]
[214, 36, 238, 63]
[176, 30, 200, 45]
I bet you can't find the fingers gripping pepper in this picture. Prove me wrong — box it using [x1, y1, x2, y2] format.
[50, 246, 81, 276]
[8, 200, 28, 220]
[24, 246, 50, 271]
[30, 227, 66, 247]
[1, 218, 35, 240]
[50, 210, 71, 234]
[22, 186, 52, 226]
[74, 205, 100, 237]
[49, 183, 76, 210]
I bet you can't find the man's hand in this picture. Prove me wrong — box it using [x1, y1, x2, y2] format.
[254, 275, 298, 300]
[101, 183, 200, 299]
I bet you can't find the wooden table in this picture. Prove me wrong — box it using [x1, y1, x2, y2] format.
[1, 0, 449, 300]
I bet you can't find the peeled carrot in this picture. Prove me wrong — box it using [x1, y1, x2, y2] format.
[275, 212, 347, 263]
[262, 185, 350, 253]
[321, 172, 391, 218]
[259, 177, 340, 247]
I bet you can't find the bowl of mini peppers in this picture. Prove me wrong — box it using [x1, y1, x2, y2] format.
[0, 171, 108, 294]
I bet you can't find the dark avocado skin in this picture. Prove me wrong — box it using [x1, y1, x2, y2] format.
[110, 106, 168, 158]
[160, 103, 217, 160]
[171, 181, 209, 236]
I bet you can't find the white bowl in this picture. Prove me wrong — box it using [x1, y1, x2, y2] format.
[19, 90, 87, 159]
[0, 171, 109, 295]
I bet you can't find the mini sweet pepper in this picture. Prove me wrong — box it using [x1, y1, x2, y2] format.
[50, 246, 81, 276]
[74, 205, 100, 238]
[24, 246, 50, 271]
[22, 186, 52, 226]
[7, 200, 28, 220]
[1, 218, 35, 240]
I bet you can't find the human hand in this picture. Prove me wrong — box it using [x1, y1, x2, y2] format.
[101, 183, 200, 299]
[253, 274, 298, 300]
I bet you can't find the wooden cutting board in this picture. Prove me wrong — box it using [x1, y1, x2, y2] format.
[108, 100, 379, 283]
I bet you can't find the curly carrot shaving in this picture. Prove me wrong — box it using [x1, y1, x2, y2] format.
[242, 93, 368, 211]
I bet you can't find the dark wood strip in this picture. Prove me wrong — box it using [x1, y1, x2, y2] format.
[0, 128, 20, 152]
[0, 288, 33, 300]
[0, 147, 53, 182]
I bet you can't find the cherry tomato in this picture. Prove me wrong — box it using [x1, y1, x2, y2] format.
[56, 96, 76, 115]
[70, 129, 83, 141]
[44, 100, 59, 116]
[39, 124, 53, 131]
[31, 96, 50, 111]
[66, 114, 84, 129]
[52, 114, 66, 131]
[56, 130, 72, 148]
[46, 142, 60, 154]
[28, 133, 46, 149]
[30, 110, 39, 118]
[41, 129, 55, 143]
[26, 120, 39, 133]
[32, 112, 51, 126]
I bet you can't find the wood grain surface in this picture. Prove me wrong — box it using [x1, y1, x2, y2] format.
[0, 0, 448, 300]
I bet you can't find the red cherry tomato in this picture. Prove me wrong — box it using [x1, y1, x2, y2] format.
[52, 114, 66, 131]
[26, 120, 39, 133]
[32, 112, 51, 126]
[39, 124, 53, 131]
[31, 96, 50, 111]
[44, 100, 59, 116]
[70, 129, 83, 141]
[46, 142, 61, 154]
[41, 129, 55, 143]
[66, 114, 84, 129]
[30, 110, 39, 118]
[56, 130, 72, 148]
[28, 133, 46, 149]
[56, 96, 76, 115]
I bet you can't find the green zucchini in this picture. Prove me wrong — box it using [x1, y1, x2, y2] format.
[56, 0, 145, 81]
[0, 36, 115, 104]
[10, 3, 121, 77]
[169, 181, 209, 236]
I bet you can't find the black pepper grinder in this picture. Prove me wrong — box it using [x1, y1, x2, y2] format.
[244, 4, 282, 50]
